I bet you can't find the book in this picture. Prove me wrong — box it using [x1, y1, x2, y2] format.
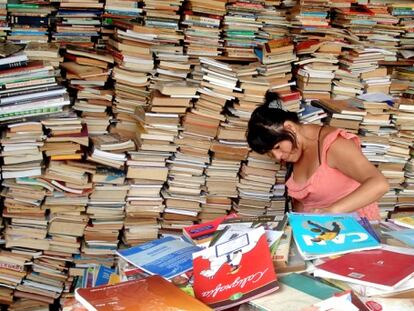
[0, 42, 25, 58]
[116, 236, 201, 280]
[75, 275, 212, 311]
[288, 213, 381, 260]
[279, 273, 343, 300]
[390, 216, 414, 229]
[248, 282, 321, 311]
[210, 215, 286, 254]
[313, 249, 414, 291]
[192, 227, 279, 310]
[182, 213, 238, 247]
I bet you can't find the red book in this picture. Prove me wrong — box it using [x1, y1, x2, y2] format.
[192, 227, 279, 310]
[182, 213, 238, 244]
[314, 249, 414, 291]
[75, 275, 212, 311]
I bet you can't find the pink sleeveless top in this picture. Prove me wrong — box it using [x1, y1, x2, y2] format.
[286, 128, 380, 221]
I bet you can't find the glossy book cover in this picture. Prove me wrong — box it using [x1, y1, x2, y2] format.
[192, 227, 279, 310]
[288, 213, 381, 260]
[75, 275, 212, 311]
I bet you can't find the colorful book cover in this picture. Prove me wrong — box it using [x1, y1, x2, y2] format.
[314, 249, 414, 291]
[94, 265, 114, 287]
[116, 236, 201, 280]
[182, 213, 238, 247]
[192, 227, 279, 310]
[75, 275, 212, 311]
[288, 213, 381, 260]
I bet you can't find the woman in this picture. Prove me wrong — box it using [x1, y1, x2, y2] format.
[247, 92, 389, 220]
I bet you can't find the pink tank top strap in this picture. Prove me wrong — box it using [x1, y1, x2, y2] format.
[320, 129, 361, 164]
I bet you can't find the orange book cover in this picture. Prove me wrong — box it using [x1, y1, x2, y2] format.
[75, 275, 212, 311]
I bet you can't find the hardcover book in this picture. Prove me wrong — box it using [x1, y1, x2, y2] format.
[192, 227, 279, 310]
[288, 213, 381, 260]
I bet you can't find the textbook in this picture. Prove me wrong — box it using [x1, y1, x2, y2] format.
[75, 275, 212, 311]
[116, 236, 201, 280]
[192, 227, 279, 310]
[288, 213, 381, 260]
[313, 249, 414, 291]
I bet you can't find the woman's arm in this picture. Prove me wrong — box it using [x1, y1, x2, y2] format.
[318, 137, 389, 214]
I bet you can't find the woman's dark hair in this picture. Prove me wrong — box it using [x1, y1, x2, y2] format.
[247, 91, 300, 154]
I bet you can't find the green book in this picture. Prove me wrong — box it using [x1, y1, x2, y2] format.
[279, 273, 343, 300]
[7, 3, 39, 9]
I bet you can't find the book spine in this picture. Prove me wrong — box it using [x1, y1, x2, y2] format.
[4, 77, 56, 90]
[0, 61, 28, 71]
[11, 16, 49, 26]
[0, 84, 61, 99]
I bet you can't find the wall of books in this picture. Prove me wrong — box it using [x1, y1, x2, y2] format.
[0, 0, 412, 309]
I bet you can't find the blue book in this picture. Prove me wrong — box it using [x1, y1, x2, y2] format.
[116, 236, 202, 280]
[94, 265, 114, 287]
[288, 213, 381, 260]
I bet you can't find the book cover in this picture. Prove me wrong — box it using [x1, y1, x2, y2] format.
[182, 213, 238, 247]
[288, 213, 381, 260]
[211, 215, 285, 254]
[116, 236, 201, 280]
[192, 227, 279, 310]
[75, 275, 212, 311]
[314, 249, 414, 291]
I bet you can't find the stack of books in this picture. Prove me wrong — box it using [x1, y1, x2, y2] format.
[0, 0, 7, 41]
[24, 42, 63, 69]
[317, 98, 366, 133]
[222, 2, 263, 59]
[108, 20, 155, 138]
[7, 2, 54, 44]
[51, 0, 103, 48]
[0, 45, 70, 124]
[236, 151, 278, 216]
[63, 45, 114, 135]
[182, 0, 226, 57]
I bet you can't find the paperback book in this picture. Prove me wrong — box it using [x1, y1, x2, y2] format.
[192, 227, 279, 310]
[288, 213, 381, 260]
[116, 236, 201, 280]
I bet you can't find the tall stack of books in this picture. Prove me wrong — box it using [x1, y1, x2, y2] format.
[182, 0, 226, 57]
[0, 121, 50, 264]
[236, 151, 278, 216]
[222, 1, 264, 59]
[62, 45, 114, 135]
[390, 3, 414, 53]
[257, 1, 291, 43]
[0, 251, 30, 306]
[0, 0, 7, 41]
[108, 20, 155, 138]
[295, 41, 339, 102]
[7, 2, 54, 44]
[181, 8, 222, 57]
[143, 0, 187, 86]
[0, 45, 70, 125]
[101, 0, 143, 48]
[51, 0, 103, 48]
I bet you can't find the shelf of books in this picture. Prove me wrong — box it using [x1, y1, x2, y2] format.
[0, 0, 412, 310]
